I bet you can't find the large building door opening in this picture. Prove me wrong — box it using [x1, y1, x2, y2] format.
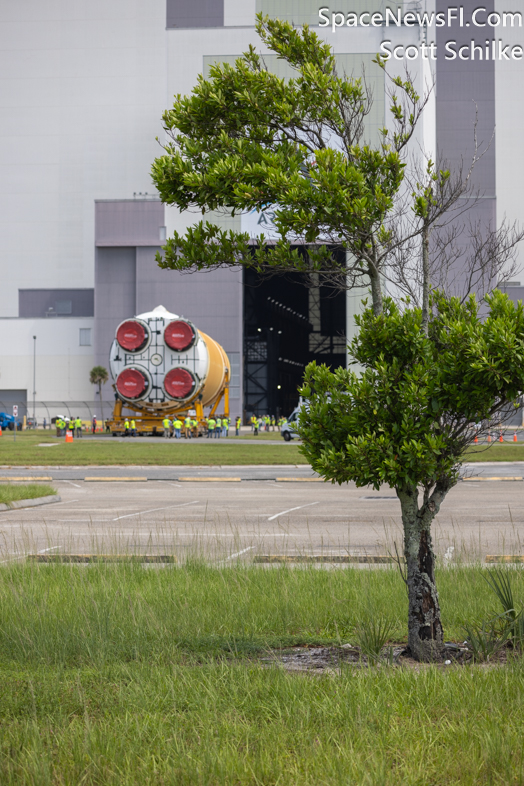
[243, 260, 347, 419]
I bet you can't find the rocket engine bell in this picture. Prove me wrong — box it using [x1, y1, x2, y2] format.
[109, 305, 230, 414]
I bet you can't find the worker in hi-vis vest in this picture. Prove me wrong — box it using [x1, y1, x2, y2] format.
[215, 416, 221, 439]
[162, 416, 171, 438]
[236, 417, 241, 436]
[130, 419, 136, 437]
[75, 416, 82, 438]
[207, 417, 215, 438]
[173, 418, 182, 439]
[184, 416, 192, 439]
[124, 419, 130, 437]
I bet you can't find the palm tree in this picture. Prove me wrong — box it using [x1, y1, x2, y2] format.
[89, 366, 109, 427]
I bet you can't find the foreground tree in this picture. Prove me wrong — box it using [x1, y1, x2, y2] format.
[151, 15, 524, 659]
[299, 291, 524, 660]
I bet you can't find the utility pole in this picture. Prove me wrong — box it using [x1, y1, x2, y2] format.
[33, 335, 37, 426]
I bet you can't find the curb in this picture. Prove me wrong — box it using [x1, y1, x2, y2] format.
[0, 476, 53, 481]
[84, 477, 147, 482]
[462, 477, 523, 482]
[0, 494, 61, 512]
[275, 477, 323, 482]
[254, 555, 397, 564]
[178, 477, 242, 482]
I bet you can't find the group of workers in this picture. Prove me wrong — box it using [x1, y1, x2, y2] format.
[249, 415, 286, 435]
[120, 415, 241, 438]
[204, 416, 232, 439]
[55, 416, 85, 438]
[160, 415, 198, 439]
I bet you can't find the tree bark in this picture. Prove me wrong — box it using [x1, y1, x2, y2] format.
[397, 483, 449, 662]
[369, 267, 383, 316]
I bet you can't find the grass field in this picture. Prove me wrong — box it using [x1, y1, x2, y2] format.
[0, 483, 57, 504]
[2, 431, 524, 466]
[0, 432, 307, 466]
[1, 562, 524, 784]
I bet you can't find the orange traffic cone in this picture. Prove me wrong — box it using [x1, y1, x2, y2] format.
[487, 434, 492, 443]
[65, 430, 74, 443]
[499, 433, 504, 443]
[474, 435, 478, 443]
[514, 432, 518, 442]
[0, 426, 2, 436]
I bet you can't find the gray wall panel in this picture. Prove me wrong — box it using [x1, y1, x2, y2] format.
[95, 201, 165, 247]
[94, 247, 137, 370]
[0, 390, 27, 416]
[19, 289, 94, 318]
[166, 0, 224, 28]
[436, 0, 496, 197]
[436, 0, 496, 300]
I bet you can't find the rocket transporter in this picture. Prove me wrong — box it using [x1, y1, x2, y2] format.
[107, 305, 230, 435]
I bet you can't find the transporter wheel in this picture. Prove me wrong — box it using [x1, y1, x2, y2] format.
[283, 431, 292, 442]
[112, 432, 117, 437]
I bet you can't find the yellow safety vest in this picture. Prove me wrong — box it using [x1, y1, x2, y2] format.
[174, 420, 182, 429]
[131, 420, 136, 429]
[163, 418, 170, 428]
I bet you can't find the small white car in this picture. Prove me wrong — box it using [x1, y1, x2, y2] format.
[281, 407, 300, 441]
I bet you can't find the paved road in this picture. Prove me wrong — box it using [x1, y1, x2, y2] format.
[0, 473, 523, 563]
[0, 462, 523, 481]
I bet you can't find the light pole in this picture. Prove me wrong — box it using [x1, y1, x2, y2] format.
[33, 335, 36, 426]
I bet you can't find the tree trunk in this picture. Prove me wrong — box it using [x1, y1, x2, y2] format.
[369, 267, 383, 316]
[397, 484, 447, 662]
[421, 221, 430, 335]
[98, 381, 104, 426]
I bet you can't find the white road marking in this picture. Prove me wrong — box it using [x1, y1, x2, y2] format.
[112, 500, 200, 521]
[221, 546, 254, 563]
[62, 480, 82, 489]
[267, 502, 320, 521]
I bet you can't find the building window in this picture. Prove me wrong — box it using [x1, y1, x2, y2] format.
[56, 300, 72, 315]
[79, 328, 91, 346]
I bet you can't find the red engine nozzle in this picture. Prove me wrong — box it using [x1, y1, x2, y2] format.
[116, 320, 149, 352]
[164, 368, 196, 400]
[116, 368, 149, 400]
[164, 320, 196, 352]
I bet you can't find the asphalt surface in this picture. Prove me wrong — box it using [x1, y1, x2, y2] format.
[0, 470, 523, 563]
[0, 462, 522, 481]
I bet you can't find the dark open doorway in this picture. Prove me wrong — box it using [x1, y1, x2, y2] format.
[243, 260, 346, 419]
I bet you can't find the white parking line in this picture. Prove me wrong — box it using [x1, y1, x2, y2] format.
[220, 546, 254, 563]
[112, 500, 200, 521]
[267, 502, 320, 521]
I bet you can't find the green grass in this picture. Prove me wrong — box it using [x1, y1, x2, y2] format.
[0, 483, 57, 504]
[1, 563, 524, 783]
[465, 442, 524, 461]
[0, 432, 306, 466]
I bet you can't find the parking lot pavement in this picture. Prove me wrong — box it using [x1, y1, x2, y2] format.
[0, 477, 523, 563]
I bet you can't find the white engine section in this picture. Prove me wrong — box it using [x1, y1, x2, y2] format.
[109, 305, 210, 406]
